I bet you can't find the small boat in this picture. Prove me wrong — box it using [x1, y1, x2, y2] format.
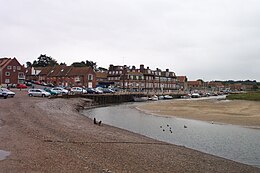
[191, 93, 201, 98]
[164, 95, 173, 99]
[133, 96, 149, 102]
[158, 95, 165, 100]
[150, 95, 158, 101]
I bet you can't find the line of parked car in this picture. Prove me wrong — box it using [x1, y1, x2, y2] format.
[27, 86, 116, 97]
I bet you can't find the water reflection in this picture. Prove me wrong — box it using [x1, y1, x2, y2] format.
[83, 102, 260, 167]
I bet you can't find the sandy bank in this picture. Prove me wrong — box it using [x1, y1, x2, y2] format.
[0, 92, 259, 172]
[138, 97, 260, 128]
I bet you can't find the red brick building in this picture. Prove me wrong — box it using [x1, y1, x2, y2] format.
[38, 65, 96, 88]
[187, 80, 204, 90]
[0, 57, 26, 87]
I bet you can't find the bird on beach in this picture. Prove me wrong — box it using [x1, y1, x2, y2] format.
[163, 129, 165, 132]
[94, 118, 97, 124]
[98, 121, 102, 126]
[184, 125, 187, 128]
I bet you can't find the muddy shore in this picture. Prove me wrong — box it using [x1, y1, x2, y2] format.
[138, 97, 260, 128]
[0, 91, 259, 172]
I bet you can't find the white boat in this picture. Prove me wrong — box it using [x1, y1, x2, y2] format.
[164, 95, 173, 99]
[158, 95, 165, 100]
[191, 93, 201, 98]
[133, 96, 149, 102]
[150, 95, 158, 101]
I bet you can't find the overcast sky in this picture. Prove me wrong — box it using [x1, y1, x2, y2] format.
[1, 0, 260, 81]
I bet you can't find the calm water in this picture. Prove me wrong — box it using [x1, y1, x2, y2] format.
[83, 101, 260, 168]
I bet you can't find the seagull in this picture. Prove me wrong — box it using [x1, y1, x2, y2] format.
[184, 125, 187, 128]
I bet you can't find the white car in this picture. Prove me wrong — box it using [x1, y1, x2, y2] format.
[94, 88, 103, 94]
[0, 88, 15, 97]
[28, 89, 51, 97]
[51, 87, 69, 95]
[71, 87, 87, 94]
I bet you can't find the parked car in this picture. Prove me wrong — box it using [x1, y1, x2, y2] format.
[102, 88, 115, 93]
[28, 89, 51, 97]
[0, 89, 8, 99]
[0, 88, 15, 97]
[44, 88, 59, 95]
[25, 81, 32, 86]
[48, 83, 54, 87]
[51, 87, 69, 95]
[94, 87, 103, 94]
[41, 82, 48, 86]
[86, 88, 97, 94]
[71, 87, 87, 94]
[33, 81, 41, 85]
[16, 84, 27, 89]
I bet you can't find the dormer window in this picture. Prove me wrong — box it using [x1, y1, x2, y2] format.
[7, 66, 11, 70]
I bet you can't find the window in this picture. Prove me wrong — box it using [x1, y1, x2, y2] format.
[75, 77, 80, 82]
[18, 72, 25, 79]
[88, 74, 93, 81]
[13, 66, 16, 70]
[5, 72, 10, 76]
[7, 66, 11, 70]
[5, 79, 10, 83]
[17, 66, 21, 70]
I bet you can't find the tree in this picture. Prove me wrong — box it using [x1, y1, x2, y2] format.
[97, 67, 107, 72]
[26, 61, 32, 68]
[71, 61, 87, 67]
[86, 60, 97, 70]
[32, 54, 58, 67]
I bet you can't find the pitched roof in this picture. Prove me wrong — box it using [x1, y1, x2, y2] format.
[67, 66, 91, 76]
[38, 66, 54, 76]
[188, 81, 201, 85]
[0, 58, 12, 68]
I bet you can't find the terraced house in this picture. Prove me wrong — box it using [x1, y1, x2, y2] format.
[0, 57, 26, 87]
[38, 65, 96, 88]
[107, 64, 177, 92]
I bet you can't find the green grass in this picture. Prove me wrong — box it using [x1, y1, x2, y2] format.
[227, 91, 260, 101]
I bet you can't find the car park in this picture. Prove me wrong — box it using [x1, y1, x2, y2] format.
[28, 89, 51, 97]
[0, 89, 8, 99]
[0, 88, 15, 97]
[71, 87, 87, 94]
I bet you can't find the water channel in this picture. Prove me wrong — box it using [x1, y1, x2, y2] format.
[82, 100, 260, 168]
